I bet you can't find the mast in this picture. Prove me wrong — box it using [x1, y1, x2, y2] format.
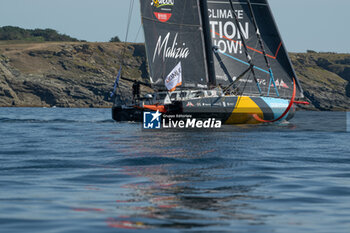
[200, 0, 216, 87]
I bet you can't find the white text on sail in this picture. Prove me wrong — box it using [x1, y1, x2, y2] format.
[153, 33, 190, 62]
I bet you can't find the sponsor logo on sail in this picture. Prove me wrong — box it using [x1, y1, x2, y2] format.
[151, 0, 174, 22]
[153, 32, 190, 62]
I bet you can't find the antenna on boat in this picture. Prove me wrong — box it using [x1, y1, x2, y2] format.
[245, 0, 279, 97]
[228, 0, 262, 95]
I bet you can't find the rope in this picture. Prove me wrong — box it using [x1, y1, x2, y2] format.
[133, 25, 142, 43]
[111, 0, 134, 100]
[228, 0, 262, 94]
[120, 0, 134, 63]
[246, 0, 279, 97]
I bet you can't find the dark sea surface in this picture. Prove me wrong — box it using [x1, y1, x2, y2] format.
[0, 108, 349, 233]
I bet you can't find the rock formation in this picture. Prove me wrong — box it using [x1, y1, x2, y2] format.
[0, 42, 349, 110]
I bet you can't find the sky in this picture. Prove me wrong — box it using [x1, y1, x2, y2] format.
[0, 0, 349, 53]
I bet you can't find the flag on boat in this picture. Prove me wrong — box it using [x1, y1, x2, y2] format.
[110, 67, 122, 97]
[165, 62, 182, 92]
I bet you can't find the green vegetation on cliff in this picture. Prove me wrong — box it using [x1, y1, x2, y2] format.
[290, 52, 350, 111]
[109, 36, 121, 43]
[0, 26, 81, 42]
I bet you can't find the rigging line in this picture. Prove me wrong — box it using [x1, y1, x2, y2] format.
[241, 68, 257, 97]
[233, 72, 252, 112]
[239, 39, 260, 95]
[246, 0, 279, 97]
[113, 0, 135, 101]
[274, 42, 282, 58]
[222, 66, 251, 94]
[218, 38, 259, 89]
[219, 50, 272, 95]
[133, 24, 142, 43]
[251, 38, 261, 60]
[214, 38, 257, 93]
[211, 31, 281, 60]
[218, 48, 266, 96]
[246, 0, 270, 68]
[112, 0, 134, 100]
[219, 51, 270, 74]
[213, 52, 234, 83]
[228, 0, 261, 94]
[240, 72, 251, 96]
[120, 0, 134, 68]
[125, 0, 134, 42]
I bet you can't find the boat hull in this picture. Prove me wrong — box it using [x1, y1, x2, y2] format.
[112, 96, 295, 125]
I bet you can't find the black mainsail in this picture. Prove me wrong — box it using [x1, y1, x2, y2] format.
[140, 0, 302, 98]
[207, 0, 303, 98]
[140, 0, 209, 90]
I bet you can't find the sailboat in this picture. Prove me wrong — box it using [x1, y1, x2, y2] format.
[112, 0, 308, 125]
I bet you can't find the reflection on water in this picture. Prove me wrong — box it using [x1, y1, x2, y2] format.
[2, 109, 350, 233]
[98, 132, 270, 230]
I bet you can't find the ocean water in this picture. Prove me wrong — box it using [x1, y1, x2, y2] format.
[0, 108, 349, 233]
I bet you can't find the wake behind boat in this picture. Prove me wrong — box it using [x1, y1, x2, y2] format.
[111, 0, 308, 124]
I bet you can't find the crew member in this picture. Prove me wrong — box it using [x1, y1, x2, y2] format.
[132, 81, 140, 101]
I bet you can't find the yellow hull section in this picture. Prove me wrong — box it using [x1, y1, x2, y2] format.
[224, 97, 264, 124]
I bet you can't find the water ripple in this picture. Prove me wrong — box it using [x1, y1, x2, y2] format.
[0, 108, 349, 233]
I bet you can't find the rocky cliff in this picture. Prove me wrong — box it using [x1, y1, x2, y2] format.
[0, 42, 149, 108]
[0, 42, 349, 110]
[290, 52, 350, 111]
